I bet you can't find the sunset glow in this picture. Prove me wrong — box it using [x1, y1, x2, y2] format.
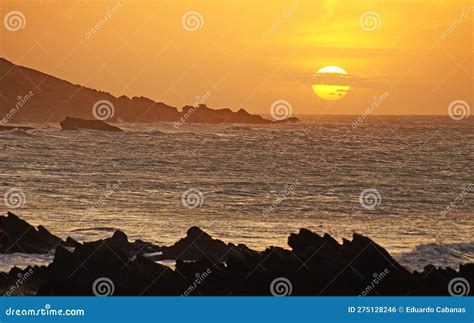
[0, 0, 472, 115]
[312, 66, 351, 101]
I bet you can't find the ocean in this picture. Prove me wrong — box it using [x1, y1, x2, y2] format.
[0, 115, 473, 272]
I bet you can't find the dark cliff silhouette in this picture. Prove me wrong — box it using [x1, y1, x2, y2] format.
[0, 58, 298, 125]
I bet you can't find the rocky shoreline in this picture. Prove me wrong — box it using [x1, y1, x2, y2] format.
[0, 58, 299, 125]
[0, 212, 472, 296]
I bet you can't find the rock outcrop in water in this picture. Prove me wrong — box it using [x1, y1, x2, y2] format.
[0, 58, 299, 125]
[0, 125, 34, 131]
[180, 104, 300, 125]
[0, 213, 472, 296]
[59, 117, 124, 132]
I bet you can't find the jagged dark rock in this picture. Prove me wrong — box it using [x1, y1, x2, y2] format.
[1, 213, 473, 296]
[37, 234, 184, 296]
[158, 226, 228, 260]
[0, 212, 64, 253]
[157, 226, 256, 262]
[65, 237, 81, 248]
[0, 265, 47, 296]
[59, 117, 123, 132]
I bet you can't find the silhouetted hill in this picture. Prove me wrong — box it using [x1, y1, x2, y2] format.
[0, 58, 298, 125]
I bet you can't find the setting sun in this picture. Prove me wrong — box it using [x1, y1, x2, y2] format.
[312, 66, 351, 101]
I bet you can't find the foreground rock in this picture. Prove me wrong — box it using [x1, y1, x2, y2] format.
[1, 213, 472, 296]
[0, 212, 65, 253]
[60, 117, 123, 132]
[0, 265, 47, 296]
[156, 226, 257, 261]
[37, 231, 184, 296]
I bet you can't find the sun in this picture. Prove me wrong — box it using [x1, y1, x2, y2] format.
[312, 66, 351, 101]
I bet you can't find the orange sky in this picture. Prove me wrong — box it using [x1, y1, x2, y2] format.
[0, 0, 472, 115]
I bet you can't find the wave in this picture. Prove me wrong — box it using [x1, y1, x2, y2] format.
[34, 131, 73, 139]
[225, 125, 256, 132]
[71, 227, 119, 233]
[0, 252, 55, 272]
[0, 128, 36, 138]
[395, 241, 474, 272]
[146, 130, 165, 136]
